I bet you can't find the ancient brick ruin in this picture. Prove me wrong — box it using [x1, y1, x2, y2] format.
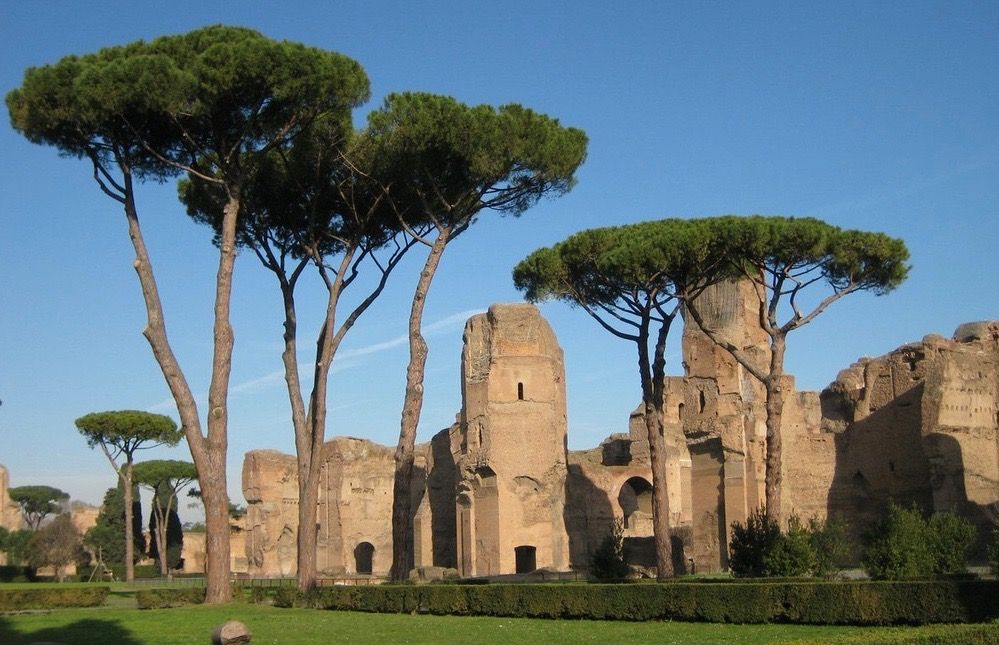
[242, 291, 999, 577]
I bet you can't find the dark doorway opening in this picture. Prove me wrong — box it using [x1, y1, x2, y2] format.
[354, 541, 375, 574]
[514, 545, 536, 573]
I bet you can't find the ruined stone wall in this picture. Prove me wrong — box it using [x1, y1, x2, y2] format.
[0, 465, 24, 530]
[238, 300, 998, 578]
[823, 323, 999, 548]
[456, 304, 570, 576]
[243, 450, 299, 576]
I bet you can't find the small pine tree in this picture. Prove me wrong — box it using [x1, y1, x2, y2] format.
[729, 507, 781, 577]
[927, 512, 975, 575]
[763, 515, 815, 577]
[590, 520, 629, 580]
[148, 500, 184, 571]
[862, 503, 934, 580]
[84, 485, 144, 567]
[808, 516, 852, 578]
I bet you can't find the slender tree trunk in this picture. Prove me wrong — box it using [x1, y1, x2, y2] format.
[644, 404, 674, 578]
[764, 334, 786, 522]
[391, 230, 450, 581]
[636, 314, 674, 579]
[154, 506, 168, 577]
[121, 172, 231, 602]
[123, 464, 135, 583]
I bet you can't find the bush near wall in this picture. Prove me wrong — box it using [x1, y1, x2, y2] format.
[278, 581, 999, 625]
[0, 586, 109, 610]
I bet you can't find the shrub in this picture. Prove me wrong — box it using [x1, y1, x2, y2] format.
[285, 580, 999, 625]
[729, 508, 781, 577]
[764, 515, 815, 577]
[0, 586, 109, 610]
[927, 512, 976, 576]
[808, 516, 852, 578]
[135, 587, 206, 609]
[862, 503, 935, 580]
[590, 520, 629, 580]
[987, 527, 999, 577]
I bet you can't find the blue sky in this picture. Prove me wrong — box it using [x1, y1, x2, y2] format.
[1, 1, 996, 518]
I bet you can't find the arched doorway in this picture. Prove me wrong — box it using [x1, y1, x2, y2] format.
[514, 545, 536, 574]
[354, 541, 375, 575]
[618, 476, 653, 530]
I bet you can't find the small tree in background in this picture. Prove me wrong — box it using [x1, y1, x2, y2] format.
[729, 507, 782, 577]
[808, 516, 852, 578]
[133, 460, 197, 577]
[763, 515, 815, 577]
[590, 520, 629, 581]
[75, 410, 180, 582]
[27, 514, 88, 582]
[8, 485, 69, 530]
[0, 527, 34, 566]
[927, 512, 976, 576]
[862, 503, 934, 580]
[84, 485, 145, 572]
[148, 495, 184, 571]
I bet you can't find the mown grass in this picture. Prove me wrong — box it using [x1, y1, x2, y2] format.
[1, 604, 997, 644]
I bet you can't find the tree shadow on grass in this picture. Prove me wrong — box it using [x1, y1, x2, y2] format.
[0, 615, 142, 644]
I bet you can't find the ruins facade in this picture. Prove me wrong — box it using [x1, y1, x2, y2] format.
[242, 296, 999, 576]
[0, 465, 23, 531]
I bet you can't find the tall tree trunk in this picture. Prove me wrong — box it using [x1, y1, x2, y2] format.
[391, 230, 450, 581]
[637, 314, 674, 579]
[764, 334, 786, 522]
[122, 463, 135, 583]
[110, 164, 233, 602]
[644, 404, 674, 578]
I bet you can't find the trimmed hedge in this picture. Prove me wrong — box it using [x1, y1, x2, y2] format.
[0, 586, 110, 611]
[135, 587, 206, 609]
[279, 581, 999, 625]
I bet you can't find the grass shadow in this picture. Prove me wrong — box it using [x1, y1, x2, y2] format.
[0, 615, 142, 645]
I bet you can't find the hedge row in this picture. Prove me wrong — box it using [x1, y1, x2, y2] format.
[278, 581, 999, 625]
[0, 586, 110, 611]
[0, 566, 36, 583]
[135, 587, 206, 609]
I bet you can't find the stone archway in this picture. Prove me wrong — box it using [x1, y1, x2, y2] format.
[617, 476, 653, 532]
[354, 541, 375, 575]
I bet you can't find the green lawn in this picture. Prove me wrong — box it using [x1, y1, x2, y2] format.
[1, 604, 997, 644]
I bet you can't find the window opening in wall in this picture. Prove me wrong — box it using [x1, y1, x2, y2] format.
[514, 545, 536, 573]
[618, 476, 654, 530]
[517, 382, 524, 400]
[354, 541, 375, 575]
[699, 390, 706, 413]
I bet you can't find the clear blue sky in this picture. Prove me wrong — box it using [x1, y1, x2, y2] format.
[1, 1, 996, 519]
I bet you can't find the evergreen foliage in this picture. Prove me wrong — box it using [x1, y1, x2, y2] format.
[284, 580, 999, 625]
[729, 510, 851, 578]
[7, 485, 69, 530]
[84, 485, 144, 566]
[147, 497, 184, 570]
[729, 508, 782, 577]
[807, 516, 852, 578]
[0, 527, 34, 566]
[927, 512, 977, 576]
[862, 503, 975, 579]
[590, 520, 629, 580]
